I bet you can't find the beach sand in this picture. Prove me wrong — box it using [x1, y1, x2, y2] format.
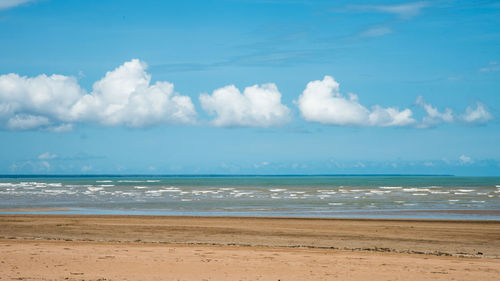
[0, 215, 499, 280]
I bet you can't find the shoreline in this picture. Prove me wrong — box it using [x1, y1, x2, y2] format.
[1, 214, 499, 258]
[1, 208, 499, 220]
[2, 212, 500, 221]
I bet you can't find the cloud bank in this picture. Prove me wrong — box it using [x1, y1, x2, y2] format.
[296, 76, 416, 127]
[200, 83, 291, 127]
[0, 59, 197, 130]
[296, 76, 493, 128]
[0, 61, 493, 130]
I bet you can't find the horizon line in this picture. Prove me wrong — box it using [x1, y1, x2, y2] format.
[0, 174, 457, 178]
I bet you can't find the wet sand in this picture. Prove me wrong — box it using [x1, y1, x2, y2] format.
[0, 215, 499, 280]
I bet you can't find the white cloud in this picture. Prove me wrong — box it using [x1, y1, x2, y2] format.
[459, 155, 473, 165]
[480, 61, 499, 72]
[38, 152, 57, 160]
[71, 59, 197, 127]
[360, 26, 393, 38]
[0, 59, 197, 130]
[296, 76, 415, 127]
[45, 123, 73, 133]
[6, 114, 50, 130]
[414, 96, 493, 126]
[81, 165, 92, 172]
[354, 2, 430, 19]
[0, 0, 35, 10]
[10, 160, 50, 172]
[0, 73, 84, 128]
[415, 96, 454, 128]
[415, 97, 493, 127]
[200, 83, 291, 127]
[461, 102, 493, 124]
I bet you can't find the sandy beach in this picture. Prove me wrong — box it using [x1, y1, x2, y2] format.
[0, 215, 499, 280]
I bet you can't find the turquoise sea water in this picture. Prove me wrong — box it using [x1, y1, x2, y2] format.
[0, 175, 499, 219]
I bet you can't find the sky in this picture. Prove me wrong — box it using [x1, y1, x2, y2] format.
[0, 0, 499, 175]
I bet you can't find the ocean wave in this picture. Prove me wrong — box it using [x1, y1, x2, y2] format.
[117, 180, 146, 183]
[379, 186, 402, 189]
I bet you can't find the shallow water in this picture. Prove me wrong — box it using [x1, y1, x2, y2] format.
[0, 175, 499, 219]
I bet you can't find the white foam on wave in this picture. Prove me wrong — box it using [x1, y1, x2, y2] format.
[146, 180, 160, 183]
[269, 188, 286, 192]
[145, 190, 162, 196]
[96, 180, 113, 183]
[87, 186, 103, 192]
[134, 186, 148, 189]
[43, 189, 66, 194]
[370, 190, 390, 194]
[379, 186, 402, 190]
[429, 191, 450, 194]
[412, 193, 428, 196]
[162, 189, 182, 193]
[448, 199, 459, 202]
[99, 184, 115, 187]
[317, 190, 337, 194]
[118, 180, 145, 183]
[403, 188, 430, 192]
[328, 203, 343, 206]
[455, 189, 474, 193]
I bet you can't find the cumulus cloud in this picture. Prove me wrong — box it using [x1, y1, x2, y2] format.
[459, 154, 473, 165]
[0, 0, 35, 10]
[71, 59, 197, 127]
[38, 152, 57, 160]
[415, 97, 493, 127]
[415, 96, 454, 128]
[0, 73, 84, 130]
[199, 83, 291, 127]
[461, 102, 493, 124]
[296, 76, 415, 127]
[0, 59, 197, 130]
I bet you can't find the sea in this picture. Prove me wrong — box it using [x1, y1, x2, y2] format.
[0, 175, 499, 220]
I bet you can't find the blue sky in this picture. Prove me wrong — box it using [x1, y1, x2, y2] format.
[0, 0, 499, 175]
